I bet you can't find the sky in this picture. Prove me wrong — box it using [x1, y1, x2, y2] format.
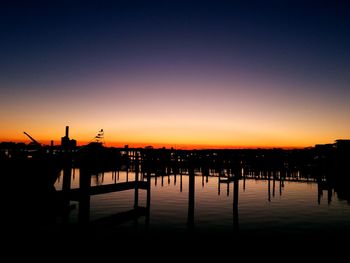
[1, 0, 350, 148]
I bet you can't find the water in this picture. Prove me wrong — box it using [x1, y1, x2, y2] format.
[53, 169, 350, 240]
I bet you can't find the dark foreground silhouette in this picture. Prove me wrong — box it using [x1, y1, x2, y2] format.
[1, 138, 350, 248]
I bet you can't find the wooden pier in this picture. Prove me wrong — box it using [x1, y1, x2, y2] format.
[57, 181, 149, 200]
[57, 154, 151, 226]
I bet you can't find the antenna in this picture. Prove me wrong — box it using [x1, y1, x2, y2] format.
[77, 129, 106, 152]
[94, 129, 105, 145]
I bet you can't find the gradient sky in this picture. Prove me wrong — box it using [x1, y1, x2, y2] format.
[1, 1, 349, 148]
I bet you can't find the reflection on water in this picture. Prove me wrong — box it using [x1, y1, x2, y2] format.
[53, 168, 350, 239]
[2, 142, 350, 248]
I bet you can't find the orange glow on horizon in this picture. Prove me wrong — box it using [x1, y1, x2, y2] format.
[0, 136, 321, 150]
[1, 73, 350, 150]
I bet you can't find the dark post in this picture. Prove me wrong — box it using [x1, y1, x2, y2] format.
[233, 178, 239, 232]
[145, 172, 151, 228]
[50, 140, 54, 154]
[62, 159, 72, 222]
[243, 173, 246, 191]
[180, 173, 182, 192]
[78, 167, 91, 224]
[273, 173, 276, 197]
[327, 187, 332, 204]
[62, 162, 72, 193]
[318, 182, 322, 205]
[187, 166, 195, 233]
[134, 152, 139, 209]
[268, 173, 271, 201]
[279, 177, 283, 196]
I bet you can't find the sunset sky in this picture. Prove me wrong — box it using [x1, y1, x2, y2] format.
[1, 1, 349, 148]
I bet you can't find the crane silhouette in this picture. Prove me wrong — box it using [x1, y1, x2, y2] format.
[23, 131, 41, 147]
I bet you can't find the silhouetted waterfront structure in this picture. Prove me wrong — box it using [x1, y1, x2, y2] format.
[2, 135, 350, 242]
[61, 126, 77, 152]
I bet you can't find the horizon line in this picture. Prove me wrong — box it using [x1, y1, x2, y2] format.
[0, 138, 331, 150]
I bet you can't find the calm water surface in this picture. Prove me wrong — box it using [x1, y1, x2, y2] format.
[54, 169, 350, 239]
